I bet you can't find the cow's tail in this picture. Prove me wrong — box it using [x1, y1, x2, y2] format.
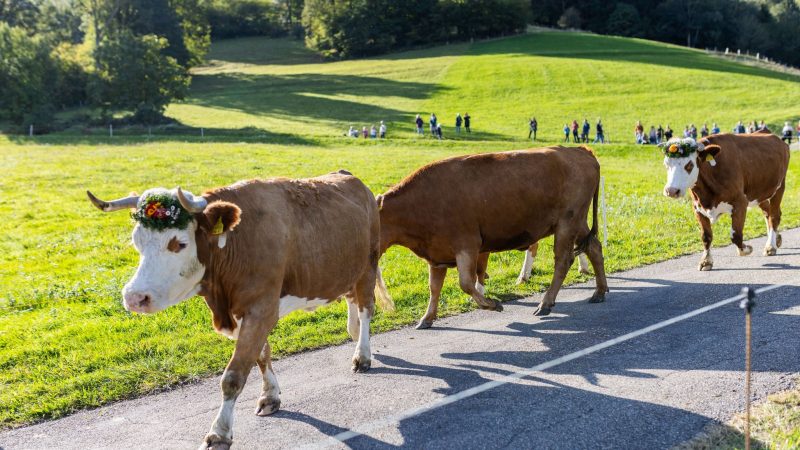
[574, 174, 600, 256]
[374, 267, 395, 311]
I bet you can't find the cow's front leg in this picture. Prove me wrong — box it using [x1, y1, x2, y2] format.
[731, 200, 752, 256]
[535, 229, 575, 316]
[203, 310, 274, 450]
[694, 210, 714, 271]
[417, 265, 447, 329]
[255, 338, 281, 417]
[516, 242, 538, 284]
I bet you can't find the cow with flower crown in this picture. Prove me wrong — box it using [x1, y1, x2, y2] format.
[660, 131, 789, 270]
[88, 170, 394, 450]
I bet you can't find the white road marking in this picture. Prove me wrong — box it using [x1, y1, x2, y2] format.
[300, 283, 787, 449]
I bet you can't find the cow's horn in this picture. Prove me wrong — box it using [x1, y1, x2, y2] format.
[87, 191, 140, 212]
[176, 187, 207, 213]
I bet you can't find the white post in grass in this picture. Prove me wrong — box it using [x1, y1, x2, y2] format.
[29, 124, 33, 137]
[109, 124, 113, 137]
[600, 176, 608, 248]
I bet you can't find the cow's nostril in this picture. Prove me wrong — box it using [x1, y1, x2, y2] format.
[139, 295, 151, 307]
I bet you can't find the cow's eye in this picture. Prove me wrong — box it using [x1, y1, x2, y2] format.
[167, 237, 186, 253]
[684, 161, 695, 173]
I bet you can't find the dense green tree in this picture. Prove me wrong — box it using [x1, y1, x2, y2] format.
[93, 31, 189, 122]
[0, 23, 55, 124]
[606, 3, 642, 36]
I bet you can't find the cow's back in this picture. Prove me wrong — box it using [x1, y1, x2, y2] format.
[701, 133, 789, 201]
[208, 173, 378, 300]
[380, 147, 599, 261]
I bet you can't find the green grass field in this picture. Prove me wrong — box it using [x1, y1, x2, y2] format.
[1, 31, 799, 428]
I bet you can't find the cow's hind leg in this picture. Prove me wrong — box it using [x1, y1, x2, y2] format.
[582, 231, 608, 303]
[351, 264, 377, 372]
[417, 265, 447, 329]
[761, 180, 785, 256]
[456, 249, 502, 311]
[255, 340, 281, 416]
[535, 227, 576, 316]
[345, 293, 359, 341]
[516, 242, 538, 284]
[475, 252, 490, 295]
[731, 198, 752, 256]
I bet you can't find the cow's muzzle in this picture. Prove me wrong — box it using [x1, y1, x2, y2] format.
[663, 187, 682, 198]
[124, 291, 154, 314]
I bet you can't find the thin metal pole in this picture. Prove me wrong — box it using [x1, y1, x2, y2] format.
[739, 287, 756, 450]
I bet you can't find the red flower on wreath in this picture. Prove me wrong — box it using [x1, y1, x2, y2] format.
[145, 201, 162, 217]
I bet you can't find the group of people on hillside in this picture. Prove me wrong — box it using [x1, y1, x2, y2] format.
[551, 118, 606, 144]
[781, 121, 800, 144]
[415, 113, 471, 140]
[631, 119, 799, 145]
[346, 121, 387, 139]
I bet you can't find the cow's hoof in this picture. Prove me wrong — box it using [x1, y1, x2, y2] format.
[776, 234, 782, 248]
[352, 357, 371, 373]
[255, 396, 281, 416]
[201, 433, 232, 450]
[763, 247, 777, 256]
[737, 245, 753, 256]
[588, 293, 605, 303]
[491, 300, 504, 312]
[533, 305, 552, 316]
[698, 260, 713, 271]
[415, 319, 434, 330]
[579, 268, 593, 276]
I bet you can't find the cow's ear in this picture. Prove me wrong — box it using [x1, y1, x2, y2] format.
[202, 201, 241, 235]
[699, 144, 721, 164]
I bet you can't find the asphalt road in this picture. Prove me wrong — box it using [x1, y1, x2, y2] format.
[2, 229, 800, 450]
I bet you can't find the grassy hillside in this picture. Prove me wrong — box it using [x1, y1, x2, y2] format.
[168, 32, 800, 140]
[1, 32, 799, 428]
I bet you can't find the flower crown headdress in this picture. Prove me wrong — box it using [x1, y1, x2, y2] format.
[131, 193, 193, 230]
[660, 137, 704, 158]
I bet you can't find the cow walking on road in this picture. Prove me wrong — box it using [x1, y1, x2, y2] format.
[660, 133, 789, 270]
[375, 146, 609, 327]
[88, 170, 393, 450]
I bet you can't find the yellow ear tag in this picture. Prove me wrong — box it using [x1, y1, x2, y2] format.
[705, 154, 714, 162]
[212, 217, 224, 235]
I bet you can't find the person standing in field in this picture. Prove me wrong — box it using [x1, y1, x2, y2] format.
[370, 125, 377, 138]
[362, 126, 368, 138]
[690, 124, 698, 139]
[379, 121, 387, 138]
[634, 120, 644, 144]
[758, 120, 767, 131]
[572, 120, 579, 142]
[782, 121, 793, 144]
[581, 118, 590, 142]
[464, 113, 471, 133]
[415, 114, 424, 135]
[683, 126, 691, 138]
[429, 113, 438, 136]
[648, 126, 657, 144]
[455, 113, 462, 134]
[436, 123, 443, 140]
[656, 124, 664, 144]
[664, 124, 673, 140]
[711, 123, 720, 134]
[563, 123, 570, 142]
[529, 117, 538, 141]
[594, 119, 605, 143]
[700, 123, 709, 137]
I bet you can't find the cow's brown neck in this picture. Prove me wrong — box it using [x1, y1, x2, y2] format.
[690, 162, 721, 209]
[194, 217, 236, 332]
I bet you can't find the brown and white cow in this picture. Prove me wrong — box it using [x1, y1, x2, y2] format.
[661, 132, 789, 270]
[376, 146, 608, 327]
[88, 170, 393, 450]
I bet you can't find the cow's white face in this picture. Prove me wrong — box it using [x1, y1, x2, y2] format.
[123, 220, 204, 313]
[663, 155, 699, 198]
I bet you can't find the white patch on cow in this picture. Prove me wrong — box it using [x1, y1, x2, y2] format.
[475, 282, 485, 295]
[748, 199, 760, 208]
[210, 398, 236, 441]
[217, 316, 243, 340]
[278, 296, 329, 318]
[346, 300, 359, 341]
[263, 367, 280, 399]
[516, 249, 535, 283]
[217, 233, 227, 248]
[695, 201, 733, 224]
[122, 191, 206, 314]
[663, 154, 700, 197]
[766, 227, 778, 250]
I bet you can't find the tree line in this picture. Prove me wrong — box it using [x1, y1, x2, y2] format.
[2, 0, 798, 129]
